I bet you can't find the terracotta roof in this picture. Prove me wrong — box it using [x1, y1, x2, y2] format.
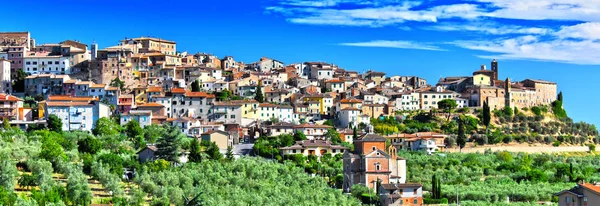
[580, 183, 600, 195]
[47, 95, 97, 101]
[326, 79, 344, 83]
[137, 103, 165, 107]
[171, 87, 186, 94]
[106, 86, 119, 91]
[47, 101, 93, 107]
[0, 94, 23, 102]
[184, 92, 215, 98]
[147, 87, 162, 92]
[64, 79, 77, 84]
[341, 107, 361, 111]
[90, 84, 106, 88]
[340, 98, 362, 103]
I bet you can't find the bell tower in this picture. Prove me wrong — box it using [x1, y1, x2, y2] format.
[505, 77, 511, 108]
[491, 59, 498, 81]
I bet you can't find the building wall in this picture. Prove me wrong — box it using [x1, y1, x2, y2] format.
[0, 61, 11, 93]
[23, 56, 71, 75]
[202, 132, 230, 150]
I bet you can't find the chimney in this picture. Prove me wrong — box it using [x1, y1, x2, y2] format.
[481, 64, 486, 70]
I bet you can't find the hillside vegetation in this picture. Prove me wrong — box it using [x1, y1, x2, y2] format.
[0, 118, 358, 206]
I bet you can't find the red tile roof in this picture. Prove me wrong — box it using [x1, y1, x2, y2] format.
[147, 87, 162, 93]
[0, 94, 23, 102]
[184, 92, 215, 98]
[137, 103, 165, 107]
[171, 87, 186, 94]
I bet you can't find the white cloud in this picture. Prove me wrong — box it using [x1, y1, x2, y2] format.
[267, 2, 487, 27]
[555, 22, 600, 40]
[339, 40, 446, 51]
[452, 36, 600, 64]
[475, 0, 600, 22]
[429, 22, 553, 35]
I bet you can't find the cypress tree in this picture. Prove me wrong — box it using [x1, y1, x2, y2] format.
[254, 81, 264, 103]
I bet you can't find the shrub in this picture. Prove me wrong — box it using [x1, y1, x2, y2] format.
[544, 136, 555, 144]
[588, 144, 596, 153]
[531, 106, 542, 116]
[552, 141, 561, 147]
[424, 198, 449, 204]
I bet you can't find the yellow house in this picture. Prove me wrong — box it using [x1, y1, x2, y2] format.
[473, 73, 491, 86]
[238, 99, 260, 119]
[302, 94, 329, 114]
[133, 86, 148, 104]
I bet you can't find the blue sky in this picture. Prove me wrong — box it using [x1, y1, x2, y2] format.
[3, 0, 599, 126]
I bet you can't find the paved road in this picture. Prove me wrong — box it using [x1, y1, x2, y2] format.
[232, 143, 254, 158]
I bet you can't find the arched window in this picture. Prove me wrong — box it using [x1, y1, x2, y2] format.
[375, 162, 381, 171]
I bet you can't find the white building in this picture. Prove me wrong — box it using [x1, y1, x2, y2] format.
[120, 110, 152, 128]
[267, 122, 297, 137]
[338, 107, 361, 129]
[293, 123, 332, 140]
[23, 52, 71, 75]
[211, 102, 242, 123]
[45, 101, 110, 132]
[0, 59, 11, 93]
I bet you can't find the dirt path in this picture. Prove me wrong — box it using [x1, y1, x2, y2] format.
[445, 144, 593, 153]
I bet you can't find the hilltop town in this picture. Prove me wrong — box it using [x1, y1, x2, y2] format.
[3, 31, 590, 205]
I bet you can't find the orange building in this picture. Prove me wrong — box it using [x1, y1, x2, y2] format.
[343, 133, 406, 192]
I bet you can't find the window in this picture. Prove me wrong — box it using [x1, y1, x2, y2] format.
[413, 199, 418, 204]
[375, 163, 380, 170]
[230, 115, 235, 118]
[372, 146, 376, 151]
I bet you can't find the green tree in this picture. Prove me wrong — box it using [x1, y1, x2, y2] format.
[323, 120, 334, 126]
[216, 89, 232, 101]
[188, 138, 204, 163]
[203, 141, 223, 160]
[92, 117, 121, 136]
[2, 119, 9, 130]
[482, 101, 491, 133]
[558, 91, 563, 102]
[144, 124, 166, 144]
[78, 136, 102, 155]
[438, 99, 458, 121]
[353, 126, 358, 140]
[191, 80, 200, 92]
[280, 134, 295, 147]
[457, 117, 467, 151]
[254, 81, 264, 103]
[125, 119, 145, 148]
[502, 106, 513, 117]
[324, 128, 342, 144]
[110, 77, 125, 90]
[226, 146, 234, 161]
[18, 174, 37, 190]
[0, 159, 18, 192]
[156, 125, 184, 163]
[47, 114, 63, 133]
[12, 69, 27, 93]
[293, 131, 307, 141]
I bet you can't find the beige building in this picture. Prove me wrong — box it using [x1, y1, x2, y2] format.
[521, 79, 557, 105]
[279, 140, 347, 157]
[555, 182, 600, 206]
[123, 37, 176, 55]
[201, 130, 233, 150]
